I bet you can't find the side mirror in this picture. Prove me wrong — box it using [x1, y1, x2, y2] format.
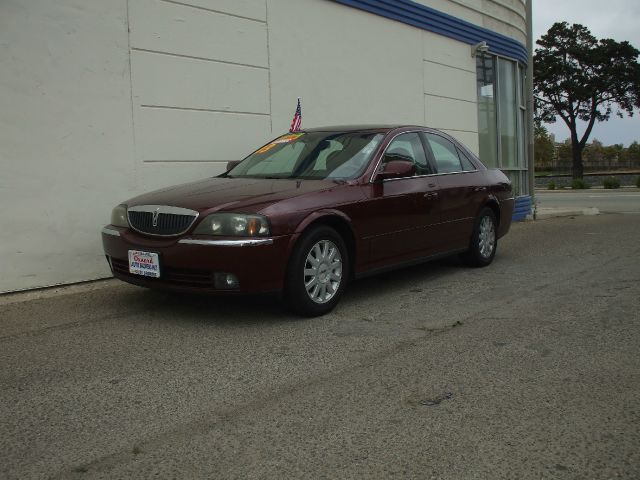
[375, 160, 416, 181]
[226, 160, 241, 172]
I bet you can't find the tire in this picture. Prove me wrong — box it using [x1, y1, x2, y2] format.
[284, 225, 349, 317]
[461, 207, 498, 267]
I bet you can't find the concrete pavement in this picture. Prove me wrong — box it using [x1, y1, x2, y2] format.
[1, 214, 639, 479]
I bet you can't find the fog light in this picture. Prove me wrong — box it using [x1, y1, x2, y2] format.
[214, 272, 239, 290]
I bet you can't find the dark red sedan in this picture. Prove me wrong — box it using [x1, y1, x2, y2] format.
[102, 125, 513, 316]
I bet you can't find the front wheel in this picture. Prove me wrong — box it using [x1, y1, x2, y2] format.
[461, 207, 497, 267]
[284, 226, 349, 317]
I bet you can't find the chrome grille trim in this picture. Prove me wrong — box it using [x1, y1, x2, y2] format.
[178, 238, 274, 247]
[127, 205, 199, 237]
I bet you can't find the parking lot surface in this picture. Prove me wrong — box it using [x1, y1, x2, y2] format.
[1, 214, 639, 479]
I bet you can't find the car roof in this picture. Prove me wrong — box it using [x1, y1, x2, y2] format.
[300, 125, 417, 133]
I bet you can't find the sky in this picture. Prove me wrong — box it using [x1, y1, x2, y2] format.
[533, 0, 640, 146]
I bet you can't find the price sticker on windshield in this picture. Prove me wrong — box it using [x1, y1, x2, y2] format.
[273, 133, 304, 144]
[255, 133, 304, 154]
[255, 143, 278, 154]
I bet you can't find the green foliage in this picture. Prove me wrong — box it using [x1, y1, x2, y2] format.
[534, 125, 556, 170]
[637, 176, 640, 188]
[571, 179, 590, 190]
[555, 140, 573, 173]
[629, 141, 640, 157]
[603, 177, 621, 189]
[534, 22, 640, 178]
[547, 181, 556, 190]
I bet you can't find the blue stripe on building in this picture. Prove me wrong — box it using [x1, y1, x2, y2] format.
[512, 195, 532, 222]
[332, 0, 527, 64]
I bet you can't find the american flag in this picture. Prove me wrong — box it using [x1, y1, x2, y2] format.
[289, 98, 302, 132]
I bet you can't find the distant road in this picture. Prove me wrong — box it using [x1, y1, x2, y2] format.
[536, 189, 640, 214]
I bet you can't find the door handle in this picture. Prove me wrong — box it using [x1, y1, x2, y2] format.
[474, 186, 487, 192]
[424, 192, 439, 200]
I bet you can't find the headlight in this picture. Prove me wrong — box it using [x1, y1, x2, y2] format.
[110, 204, 129, 228]
[193, 213, 270, 237]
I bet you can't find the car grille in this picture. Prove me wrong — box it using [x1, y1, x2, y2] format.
[110, 258, 214, 289]
[127, 205, 198, 236]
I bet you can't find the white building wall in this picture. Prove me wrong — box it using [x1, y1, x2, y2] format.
[422, 33, 480, 153]
[127, 0, 272, 192]
[0, 0, 526, 293]
[0, 0, 135, 292]
[267, 0, 425, 130]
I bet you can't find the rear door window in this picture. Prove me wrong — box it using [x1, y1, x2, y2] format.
[425, 134, 464, 174]
[456, 147, 478, 171]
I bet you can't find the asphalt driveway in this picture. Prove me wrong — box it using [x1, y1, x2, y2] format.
[1, 213, 639, 479]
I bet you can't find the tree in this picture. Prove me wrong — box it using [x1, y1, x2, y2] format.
[534, 124, 555, 170]
[622, 141, 640, 168]
[556, 140, 572, 173]
[534, 22, 640, 179]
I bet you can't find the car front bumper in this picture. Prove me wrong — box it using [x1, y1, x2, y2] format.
[101, 226, 292, 294]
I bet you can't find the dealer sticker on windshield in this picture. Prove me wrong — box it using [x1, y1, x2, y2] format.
[255, 133, 304, 154]
[128, 250, 160, 278]
[273, 133, 304, 143]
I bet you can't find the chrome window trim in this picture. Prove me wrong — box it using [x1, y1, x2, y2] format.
[380, 169, 480, 183]
[127, 205, 199, 237]
[101, 227, 121, 237]
[178, 238, 274, 247]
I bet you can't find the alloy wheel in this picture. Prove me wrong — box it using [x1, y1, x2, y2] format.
[478, 215, 496, 258]
[304, 239, 343, 304]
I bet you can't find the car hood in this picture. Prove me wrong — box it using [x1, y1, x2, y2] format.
[126, 177, 342, 213]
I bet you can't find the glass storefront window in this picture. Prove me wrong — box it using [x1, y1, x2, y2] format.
[476, 54, 498, 168]
[498, 59, 518, 168]
[476, 54, 529, 196]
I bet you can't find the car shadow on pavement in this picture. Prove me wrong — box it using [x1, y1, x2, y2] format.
[344, 256, 462, 302]
[131, 288, 292, 324]
[116, 256, 463, 325]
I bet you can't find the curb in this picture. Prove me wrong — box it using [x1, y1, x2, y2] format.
[535, 207, 600, 220]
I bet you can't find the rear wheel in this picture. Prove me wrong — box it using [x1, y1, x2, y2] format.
[285, 226, 349, 316]
[462, 207, 497, 267]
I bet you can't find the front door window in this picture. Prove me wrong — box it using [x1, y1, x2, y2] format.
[383, 132, 432, 175]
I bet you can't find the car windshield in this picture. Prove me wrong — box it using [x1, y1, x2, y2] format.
[227, 131, 384, 180]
